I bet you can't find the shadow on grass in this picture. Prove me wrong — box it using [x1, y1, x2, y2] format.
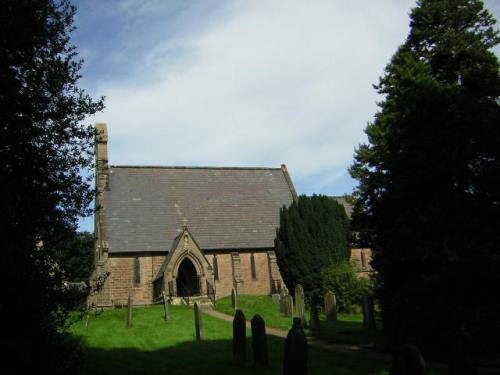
[78, 335, 391, 375]
[311, 315, 385, 348]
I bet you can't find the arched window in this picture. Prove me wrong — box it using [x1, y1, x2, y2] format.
[213, 255, 219, 281]
[250, 253, 257, 280]
[134, 257, 141, 285]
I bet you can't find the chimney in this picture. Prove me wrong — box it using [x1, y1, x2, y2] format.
[95, 123, 109, 191]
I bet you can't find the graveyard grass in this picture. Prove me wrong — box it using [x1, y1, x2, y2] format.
[70, 304, 391, 375]
[215, 295, 381, 346]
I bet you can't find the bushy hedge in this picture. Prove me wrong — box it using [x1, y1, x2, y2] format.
[322, 261, 371, 313]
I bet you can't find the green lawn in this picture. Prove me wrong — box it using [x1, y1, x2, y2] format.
[215, 295, 381, 346]
[71, 304, 392, 375]
[216, 295, 293, 330]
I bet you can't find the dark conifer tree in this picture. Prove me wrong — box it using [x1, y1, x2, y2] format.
[0, 0, 104, 372]
[275, 195, 350, 304]
[349, 0, 500, 358]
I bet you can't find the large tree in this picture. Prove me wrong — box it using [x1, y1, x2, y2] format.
[0, 0, 103, 373]
[350, 0, 500, 359]
[275, 195, 350, 305]
[57, 231, 95, 282]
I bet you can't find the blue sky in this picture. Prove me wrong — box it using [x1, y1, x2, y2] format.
[73, 0, 500, 232]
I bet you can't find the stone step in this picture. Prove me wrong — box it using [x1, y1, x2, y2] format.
[170, 296, 213, 306]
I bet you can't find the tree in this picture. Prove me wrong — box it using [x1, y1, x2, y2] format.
[57, 231, 94, 282]
[321, 261, 371, 313]
[0, 0, 104, 373]
[275, 195, 350, 305]
[349, 0, 500, 359]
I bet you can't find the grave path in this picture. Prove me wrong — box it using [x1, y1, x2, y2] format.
[202, 307, 391, 362]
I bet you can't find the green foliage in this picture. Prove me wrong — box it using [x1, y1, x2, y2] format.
[275, 195, 350, 304]
[58, 231, 94, 282]
[349, 0, 500, 358]
[322, 262, 372, 313]
[0, 0, 103, 372]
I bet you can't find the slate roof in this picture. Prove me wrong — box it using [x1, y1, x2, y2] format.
[103, 166, 296, 253]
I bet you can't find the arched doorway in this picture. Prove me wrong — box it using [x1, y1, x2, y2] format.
[176, 258, 200, 297]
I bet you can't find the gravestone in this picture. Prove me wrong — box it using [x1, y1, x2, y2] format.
[324, 291, 337, 321]
[283, 295, 294, 317]
[279, 290, 286, 313]
[309, 305, 320, 330]
[389, 343, 426, 375]
[294, 284, 305, 325]
[231, 288, 238, 310]
[127, 295, 133, 328]
[251, 314, 268, 367]
[362, 294, 376, 330]
[271, 293, 280, 306]
[283, 318, 308, 375]
[194, 302, 203, 340]
[162, 291, 169, 321]
[233, 310, 246, 364]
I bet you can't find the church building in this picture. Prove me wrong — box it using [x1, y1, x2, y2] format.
[90, 123, 372, 307]
[90, 124, 295, 306]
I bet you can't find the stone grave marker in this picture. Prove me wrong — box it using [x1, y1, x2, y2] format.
[324, 291, 337, 321]
[231, 288, 238, 310]
[194, 302, 203, 340]
[294, 284, 305, 325]
[127, 295, 133, 328]
[251, 314, 268, 367]
[362, 294, 376, 331]
[283, 318, 308, 375]
[233, 310, 246, 364]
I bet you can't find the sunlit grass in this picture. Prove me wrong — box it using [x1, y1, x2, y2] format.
[70, 303, 391, 375]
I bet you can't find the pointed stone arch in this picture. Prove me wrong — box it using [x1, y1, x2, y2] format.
[154, 227, 214, 298]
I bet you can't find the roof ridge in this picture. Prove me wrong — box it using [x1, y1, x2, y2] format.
[109, 165, 283, 170]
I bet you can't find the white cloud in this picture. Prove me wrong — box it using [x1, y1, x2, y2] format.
[87, 0, 417, 196]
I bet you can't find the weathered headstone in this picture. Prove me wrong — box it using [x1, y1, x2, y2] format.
[279, 289, 286, 313]
[271, 293, 281, 306]
[283, 318, 308, 375]
[362, 294, 376, 330]
[127, 295, 133, 328]
[233, 309, 246, 364]
[231, 288, 238, 310]
[162, 291, 169, 321]
[389, 343, 426, 375]
[283, 295, 294, 317]
[309, 305, 320, 330]
[194, 302, 203, 340]
[294, 284, 306, 325]
[85, 312, 90, 329]
[324, 291, 337, 321]
[251, 314, 268, 367]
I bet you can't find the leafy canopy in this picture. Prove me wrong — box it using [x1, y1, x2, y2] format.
[0, 0, 103, 372]
[349, 0, 500, 358]
[275, 195, 350, 304]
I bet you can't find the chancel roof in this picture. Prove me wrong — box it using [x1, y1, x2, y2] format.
[103, 166, 296, 253]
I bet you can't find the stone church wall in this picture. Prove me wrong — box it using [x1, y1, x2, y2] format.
[240, 251, 273, 295]
[95, 248, 372, 307]
[206, 250, 277, 298]
[206, 252, 233, 297]
[106, 254, 166, 306]
[350, 248, 373, 278]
